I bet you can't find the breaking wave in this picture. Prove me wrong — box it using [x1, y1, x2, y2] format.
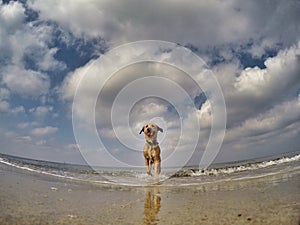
[173, 153, 300, 177]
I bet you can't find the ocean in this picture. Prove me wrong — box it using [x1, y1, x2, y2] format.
[0, 151, 299, 187]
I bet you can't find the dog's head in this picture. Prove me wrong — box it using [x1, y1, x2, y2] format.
[139, 123, 163, 141]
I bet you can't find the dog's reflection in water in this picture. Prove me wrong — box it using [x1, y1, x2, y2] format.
[143, 187, 161, 225]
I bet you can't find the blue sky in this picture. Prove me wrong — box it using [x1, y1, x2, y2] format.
[0, 0, 300, 166]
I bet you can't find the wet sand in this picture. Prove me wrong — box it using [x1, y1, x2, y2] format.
[0, 163, 299, 225]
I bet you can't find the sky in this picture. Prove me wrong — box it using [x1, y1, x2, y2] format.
[0, 0, 300, 167]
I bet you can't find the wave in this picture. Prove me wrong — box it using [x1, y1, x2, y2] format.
[172, 153, 300, 177]
[0, 152, 300, 186]
[0, 156, 117, 185]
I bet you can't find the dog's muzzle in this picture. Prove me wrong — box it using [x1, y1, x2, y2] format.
[146, 128, 152, 137]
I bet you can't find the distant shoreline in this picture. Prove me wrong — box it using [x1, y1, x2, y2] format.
[1, 149, 300, 168]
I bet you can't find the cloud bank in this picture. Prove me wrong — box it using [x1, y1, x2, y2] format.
[0, 0, 299, 165]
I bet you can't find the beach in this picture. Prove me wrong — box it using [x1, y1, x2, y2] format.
[0, 162, 299, 225]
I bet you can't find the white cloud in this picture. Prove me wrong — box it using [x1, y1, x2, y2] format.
[0, 2, 65, 102]
[35, 140, 47, 146]
[0, 88, 10, 100]
[129, 99, 170, 125]
[235, 42, 300, 98]
[2, 66, 50, 98]
[17, 122, 29, 129]
[210, 42, 300, 127]
[16, 136, 32, 142]
[0, 127, 86, 164]
[0, 1, 25, 32]
[226, 95, 300, 143]
[23, 45, 66, 72]
[0, 100, 24, 114]
[0, 3, 64, 70]
[29, 0, 249, 46]
[0, 101, 10, 113]
[18, 122, 39, 129]
[4, 131, 18, 139]
[208, 42, 300, 160]
[29, 0, 300, 51]
[30, 126, 58, 137]
[11, 105, 25, 114]
[65, 143, 80, 151]
[197, 101, 212, 129]
[29, 105, 53, 118]
[60, 60, 94, 100]
[138, 102, 168, 118]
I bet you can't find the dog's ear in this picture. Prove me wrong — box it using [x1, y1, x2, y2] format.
[139, 126, 144, 134]
[158, 126, 163, 133]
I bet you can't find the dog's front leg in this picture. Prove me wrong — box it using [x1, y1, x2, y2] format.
[147, 162, 153, 176]
[154, 162, 161, 176]
[144, 158, 152, 176]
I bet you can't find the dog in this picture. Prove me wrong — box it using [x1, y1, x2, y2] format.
[139, 123, 163, 176]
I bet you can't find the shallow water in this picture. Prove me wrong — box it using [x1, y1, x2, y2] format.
[1, 152, 300, 225]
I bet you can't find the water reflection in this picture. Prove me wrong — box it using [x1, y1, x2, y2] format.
[143, 187, 161, 225]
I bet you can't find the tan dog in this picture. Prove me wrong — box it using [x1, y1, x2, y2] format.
[139, 123, 163, 176]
